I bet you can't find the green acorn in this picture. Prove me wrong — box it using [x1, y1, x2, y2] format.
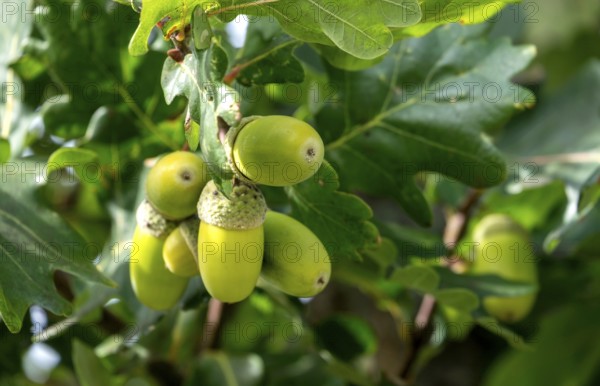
[146, 151, 210, 220]
[197, 180, 266, 303]
[227, 116, 324, 187]
[261, 211, 331, 297]
[471, 214, 538, 323]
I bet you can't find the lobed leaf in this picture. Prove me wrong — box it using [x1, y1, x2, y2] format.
[0, 167, 113, 333]
[286, 162, 379, 261]
[319, 24, 535, 225]
[397, 0, 520, 38]
[233, 19, 304, 86]
[498, 60, 600, 189]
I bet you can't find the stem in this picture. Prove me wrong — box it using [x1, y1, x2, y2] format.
[398, 189, 482, 383]
[201, 298, 225, 351]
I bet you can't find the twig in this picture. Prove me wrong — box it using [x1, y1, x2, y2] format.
[200, 298, 225, 351]
[398, 189, 482, 383]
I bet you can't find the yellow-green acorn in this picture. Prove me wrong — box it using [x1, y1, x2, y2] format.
[146, 151, 210, 220]
[130, 226, 189, 311]
[197, 180, 266, 303]
[261, 211, 331, 297]
[471, 214, 538, 323]
[228, 115, 324, 187]
[163, 226, 199, 278]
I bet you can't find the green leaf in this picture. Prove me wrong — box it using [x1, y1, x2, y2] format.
[47, 148, 99, 181]
[161, 55, 202, 152]
[398, 0, 519, 38]
[260, 1, 392, 60]
[0, 139, 9, 163]
[476, 316, 530, 350]
[377, 221, 446, 260]
[256, 0, 423, 60]
[320, 24, 535, 225]
[72, 340, 112, 386]
[185, 352, 264, 386]
[391, 265, 440, 293]
[286, 162, 379, 261]
[233, 19, 304, 86]
[196, 42, 237, 192]
[0, 176, 113, 333]
[316, 315, 378, 361]
[333, 251, 403, 304]
[377, 0, 422, 27]
[433, 288, 479, 313]
[321, 352, 376, 386]
[478, 181, 566, 231]
[192, 5, 214, 51]
[498, 60, 600, 189]
[129, 0, 212, 56]
[316, 44, 386, 71]
[160, 24, 237, 189]
[314, 0, 393, 60]
[361, 237, 398, 273]
[434, 267, 538, 298]
[545, 199, 600, 257]
[0, 0, 31, 159]
[482, 304, 600, 385]
[162, 56, 194, 106]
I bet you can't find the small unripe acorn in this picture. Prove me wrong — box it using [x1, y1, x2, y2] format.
[228, 115, 324, 187]
[163, 226, 199, 278]
[146, 151, 210, 220]
[197, 180, 266, 303]
[130, 226, 189, 310]
[261, 211, 331, 297]
[471, 214, 538, 323]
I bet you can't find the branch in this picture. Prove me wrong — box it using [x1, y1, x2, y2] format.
[397, 189, 482, 383]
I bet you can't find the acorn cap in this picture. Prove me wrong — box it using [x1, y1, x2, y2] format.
[136, 199, 177, 238]
[197, 180, 266, 230]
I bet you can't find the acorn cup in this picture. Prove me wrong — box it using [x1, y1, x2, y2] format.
[196, 180, 267, 303]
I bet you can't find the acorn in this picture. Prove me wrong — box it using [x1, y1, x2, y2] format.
[196, 180, 266, 303]
[146, 151, 210, 220]
[226, 115, 324, 187]
[130, 227, 189, 311]
[470, 214, 538, 323]
[163, 225, 199, 278]
[261, 211, 331, 297]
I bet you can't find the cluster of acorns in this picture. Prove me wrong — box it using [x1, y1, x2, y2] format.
[130, 116, 331, 310]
